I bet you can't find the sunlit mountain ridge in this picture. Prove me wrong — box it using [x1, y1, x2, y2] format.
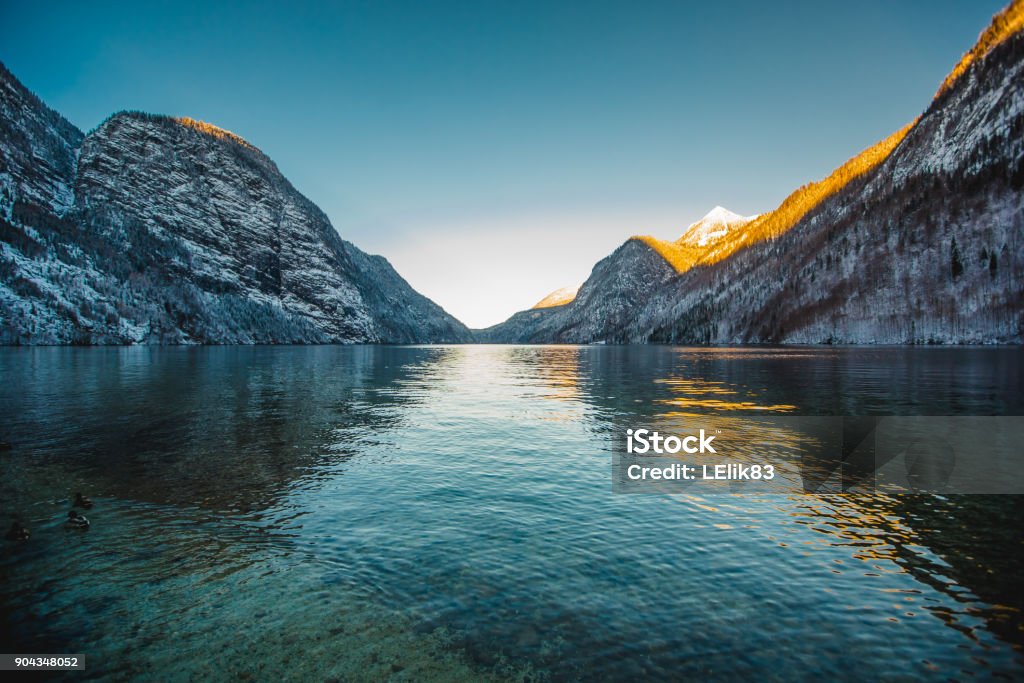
[630, 0, 1022, 278]
[934, 0, 1024, 100]
[482, 0, 1024, 344]
[532, 284, 581, 309]
[634, 122, 916, 274]
[175, 116, 258, 151]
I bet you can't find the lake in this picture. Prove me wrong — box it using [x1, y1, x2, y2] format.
[1, 345, 1022, 680]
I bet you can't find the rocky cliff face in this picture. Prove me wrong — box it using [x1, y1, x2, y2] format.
[0, 70, 470, 344]
[484, 8, 1024, 345]
[0, 63, 82, 214]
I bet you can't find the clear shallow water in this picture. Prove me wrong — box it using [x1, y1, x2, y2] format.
[0, 345, 1022, 681]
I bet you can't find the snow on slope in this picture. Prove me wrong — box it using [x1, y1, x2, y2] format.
[677, 206, 758, 247]
[0, 65, 472, 344]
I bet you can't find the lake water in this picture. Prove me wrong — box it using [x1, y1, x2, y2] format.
[1, 345, 1022, 681]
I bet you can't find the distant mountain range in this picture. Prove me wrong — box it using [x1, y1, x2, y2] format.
[0, 66, 471, 344]
[2, 2, 1022, 346]
[481, 1, 1023, 345]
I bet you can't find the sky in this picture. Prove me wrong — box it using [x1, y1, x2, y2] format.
[0, 0, 1008, 327]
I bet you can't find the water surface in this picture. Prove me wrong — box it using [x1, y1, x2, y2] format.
[1, 345, 1021, 680]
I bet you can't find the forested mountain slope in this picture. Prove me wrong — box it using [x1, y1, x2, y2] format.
[482, 3, 1023, 344]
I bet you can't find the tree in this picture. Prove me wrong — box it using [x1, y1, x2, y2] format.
[950, 236, 964, 280]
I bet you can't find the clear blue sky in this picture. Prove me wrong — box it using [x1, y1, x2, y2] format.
[0, 0, 1008, 327]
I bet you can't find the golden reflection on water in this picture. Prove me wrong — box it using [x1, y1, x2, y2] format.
[655, 377, 797, 413]
[529, 347, 582, 404]
[788, 494, 919, 564]
[492, 346, 586, 423]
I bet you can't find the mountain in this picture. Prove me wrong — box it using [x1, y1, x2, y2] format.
[0, 63, 82, 214]
[477, 238, 677, 343]
[532, 285, 580, 309]
[484, 1, 1024, 345]
[0, 66, 471, 344]
[677, 206, 757, 248]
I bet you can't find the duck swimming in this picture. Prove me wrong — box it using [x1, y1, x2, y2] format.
[65, 511, 90, 530]
[73, 493, 94, 509]
[5, 521, 30, 541]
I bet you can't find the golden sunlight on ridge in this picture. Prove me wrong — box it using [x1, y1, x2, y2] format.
[532, 284, 581, 309]
[699, 121, 916, 264]
[633, 1, 1024, 278]
[174, 117, 256, 150]
[633, 121, 915, 274]
[934, 0, 1024, 100]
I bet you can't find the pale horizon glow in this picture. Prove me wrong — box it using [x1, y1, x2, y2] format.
[382, 205, 717, 328]
[0, 0, 1008, 328]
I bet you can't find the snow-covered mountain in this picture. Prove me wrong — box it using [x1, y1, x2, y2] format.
[677, 206, 757, 248]
[482, 2, 1024, 345]
[0, 63, 82, 215]
[0, 66, 471, 344]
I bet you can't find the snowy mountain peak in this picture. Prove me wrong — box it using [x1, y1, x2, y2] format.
[703, 206, 743, 223]
[678, 206, 758, 247]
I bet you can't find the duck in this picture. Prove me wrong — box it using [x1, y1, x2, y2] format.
[64, 511, 90, 530]
[5, 521, 30, 541]
[73, 493, 94, 509]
